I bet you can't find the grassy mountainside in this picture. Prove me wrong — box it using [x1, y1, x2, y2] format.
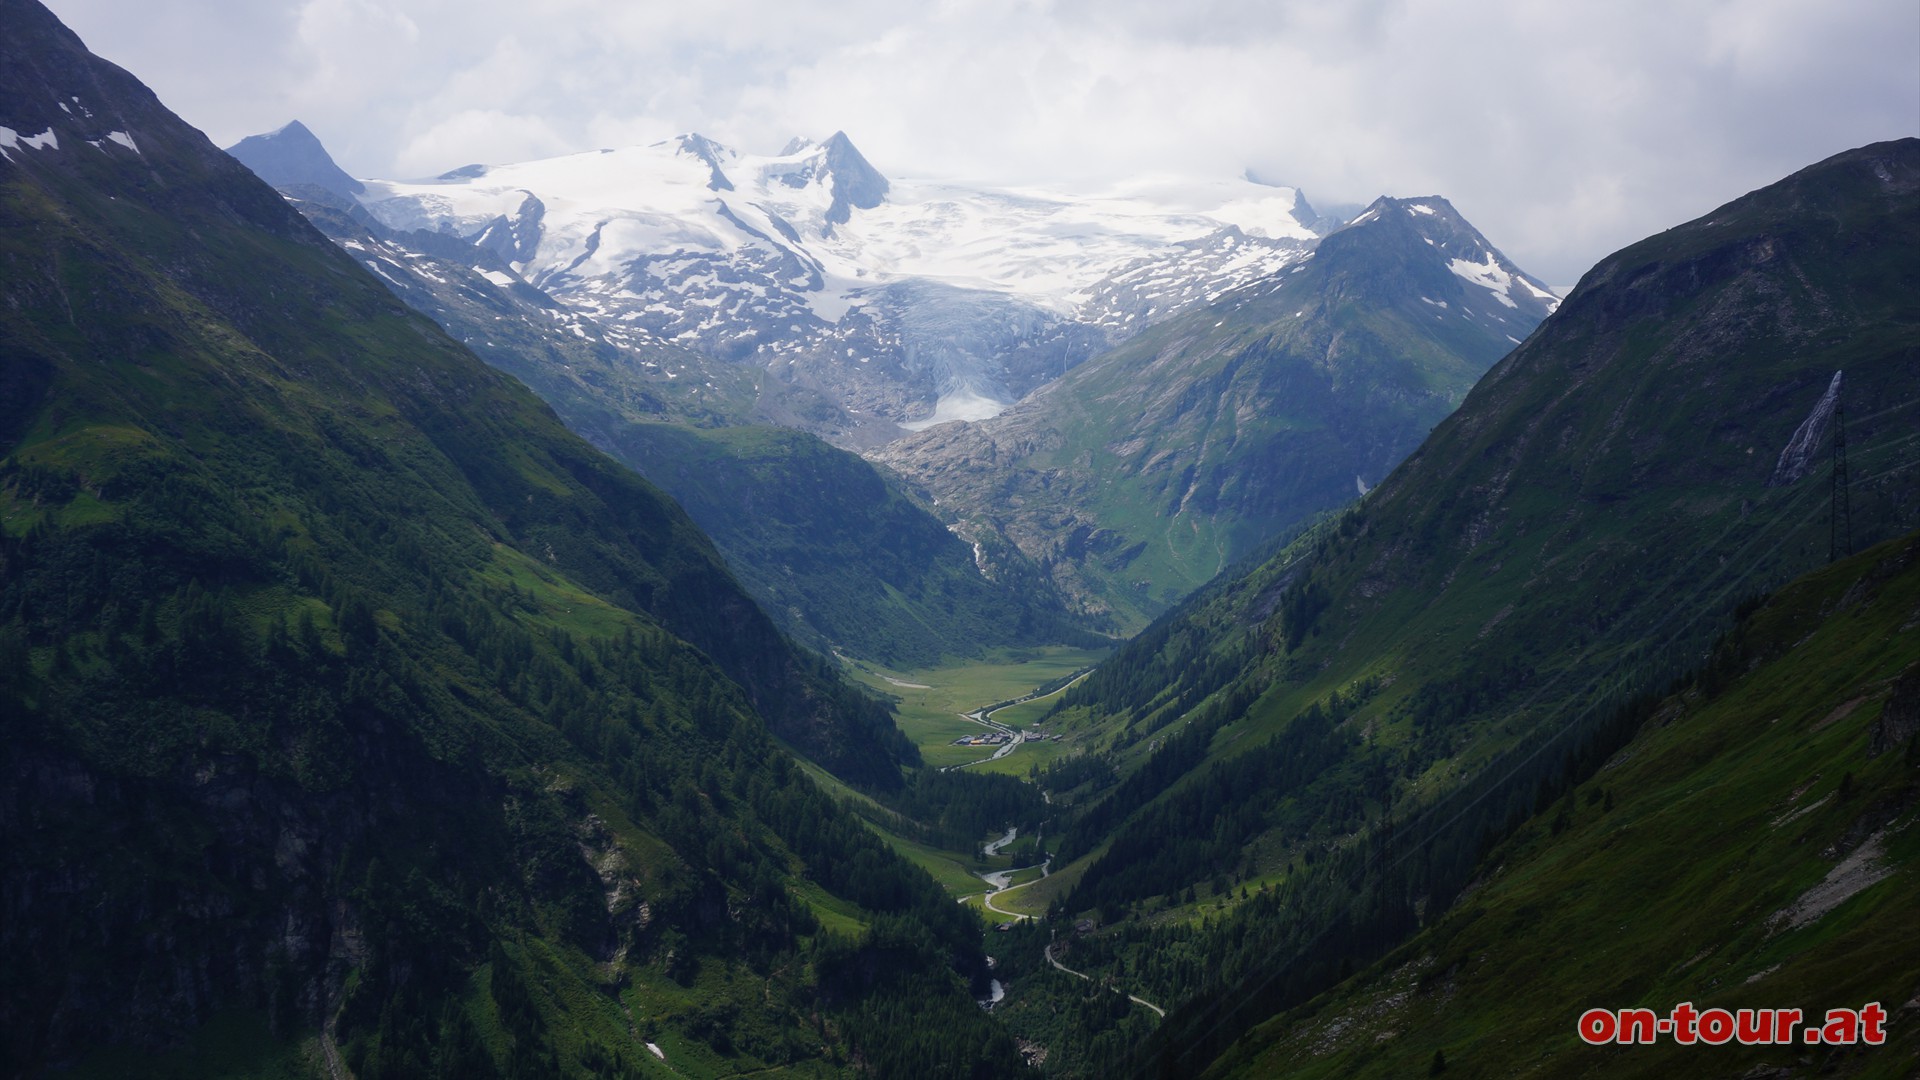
[611, 423, 1100, 666]
[873, 196, 1554, 629]
[1213, 530, 1920, 1078]
[1007, 139, 1920, 1074]
[270, 183, 1090, 667]
[0, 3, 1019, 1075]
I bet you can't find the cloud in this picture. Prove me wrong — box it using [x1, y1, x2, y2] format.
[40, 0, 1920, 282]
[393, 109, 573, 177]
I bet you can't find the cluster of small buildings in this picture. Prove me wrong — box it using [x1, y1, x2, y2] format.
[953, 731, 1014, 746]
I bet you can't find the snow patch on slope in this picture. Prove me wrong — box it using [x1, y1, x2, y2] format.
[1448, 252, 1520, 309]
[0, 126, 59, 158]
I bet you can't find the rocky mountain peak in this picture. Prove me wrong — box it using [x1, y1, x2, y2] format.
[819, 130, 889, 222]
[225, 118, 365, 198]
[757, 130, 889, 232]
[673, 131, 735, 191]
[1322, 194, 1559, 323]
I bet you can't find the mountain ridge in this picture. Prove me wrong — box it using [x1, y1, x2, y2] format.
[1, 5, 1021, 1075]
[238, 137, 1100, 666]
[346, 130, 1322, 442]
[225, 119, 365, 200]
[1212, 527, 1920, 1077]
[984, 137, 1920, 1077]
[872, 191, 1557, 627]
[247, 123, 1556, 639]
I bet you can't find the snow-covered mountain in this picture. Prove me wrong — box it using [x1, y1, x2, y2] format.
[350, 131, 1325, 443]
[228, 120, 1559, 631]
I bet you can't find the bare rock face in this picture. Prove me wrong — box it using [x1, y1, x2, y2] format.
[819, 130, 889, 226]
[1871, 663, 1920, 758]
[1, 744, 365, 1063]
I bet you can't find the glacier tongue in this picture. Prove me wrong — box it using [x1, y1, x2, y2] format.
[901, 388, 1011, 431]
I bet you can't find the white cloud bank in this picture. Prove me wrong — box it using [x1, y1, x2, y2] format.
[43, 0, 1920, 283]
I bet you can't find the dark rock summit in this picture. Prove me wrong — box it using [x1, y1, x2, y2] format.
[225, 118, 365, 199]
[820, 129, 890, 226]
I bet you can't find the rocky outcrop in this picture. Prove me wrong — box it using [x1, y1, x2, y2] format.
[1870, 662, 1920, 758]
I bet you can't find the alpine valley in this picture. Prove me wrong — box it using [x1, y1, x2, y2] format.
[4, 0, 1919, 1078]
[225, 122, 1095, 668]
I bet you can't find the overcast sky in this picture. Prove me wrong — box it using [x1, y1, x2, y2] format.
[43, 0, 1920, 284]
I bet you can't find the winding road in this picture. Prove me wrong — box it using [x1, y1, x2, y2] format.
[949, 666, 1161, 1021]
[1045, 941, 1165, 1018]
[968, 835, 1163, 1017]
[944, 668, 1094, 773]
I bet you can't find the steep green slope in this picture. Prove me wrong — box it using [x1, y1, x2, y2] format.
[256, 171, 1090, 667]
[1012, 140, 1920, 1074]
[1213, 530, 1920, 1078]
[612, 422, 1100, 666]
[0, 4, 1015, 1075]
[874, 197, 1554, 629]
